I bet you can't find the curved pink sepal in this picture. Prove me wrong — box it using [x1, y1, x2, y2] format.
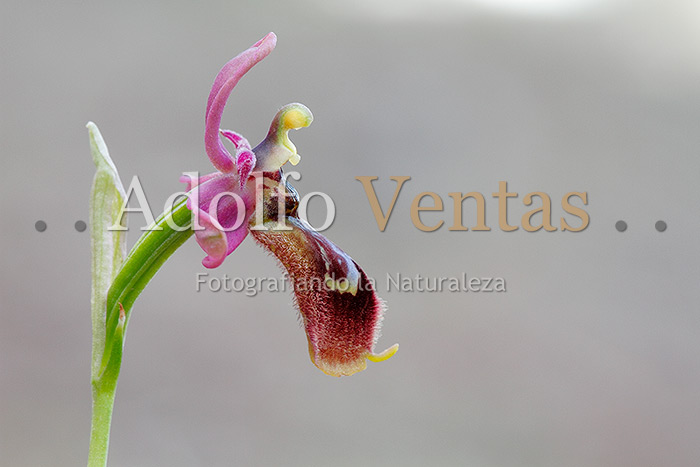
[181, 172, 255, 268]
[204, 33, 276, 173]
[195, 208, 229, 269]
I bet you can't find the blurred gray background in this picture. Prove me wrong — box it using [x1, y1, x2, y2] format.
[2, 0, 700, 465]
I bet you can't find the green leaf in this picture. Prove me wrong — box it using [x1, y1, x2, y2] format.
[99, 198, 193, 375]
[86, 122, 193, 466]
[88, 121, 127, 382]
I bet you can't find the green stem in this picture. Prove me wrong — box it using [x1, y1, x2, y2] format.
[100, 198, 194, 376]
[88, 321, 123, 467]
[88, 386, 116, 467]
[88, 198, 194, 467]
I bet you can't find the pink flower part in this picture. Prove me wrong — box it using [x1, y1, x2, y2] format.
[182, 172, 254, 268]
[220, 129, 256, 186]
[204, 32, 276, 173]
[218, 129, 250, 150]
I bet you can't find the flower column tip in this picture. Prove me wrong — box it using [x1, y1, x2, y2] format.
[253, 103, 313, 171]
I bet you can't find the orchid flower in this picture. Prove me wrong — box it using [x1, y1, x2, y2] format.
[183, 32, 398, 376]
[87, 33, 397, 466]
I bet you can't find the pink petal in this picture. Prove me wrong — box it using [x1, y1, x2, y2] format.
[184, 172, 255, 268]
[219, 129, 252, 151]
[220, 129, 257, 186]
[205, 34, 275, 118]
[235, 149, 256, 187]
[194, 208, 228, 269]
[180, 171, 220, 192]
[204, 33, 276, 173]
